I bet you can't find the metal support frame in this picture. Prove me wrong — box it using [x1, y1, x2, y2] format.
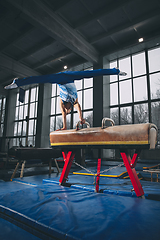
[49, 158, 60, 177]
[20, 160, 26, 178]
[59, 148, 145, 198]
[95, 158, 101, 192]
[120, 149, 145, 198]
[59, 151, 75, 185]
[10, 162, 20, 181]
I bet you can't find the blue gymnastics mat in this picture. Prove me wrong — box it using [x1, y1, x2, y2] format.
[0, 175, 160, 240]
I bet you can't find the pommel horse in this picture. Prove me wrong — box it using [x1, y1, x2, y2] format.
[50, 118, 158, 198]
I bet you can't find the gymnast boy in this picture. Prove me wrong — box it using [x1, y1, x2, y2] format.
[4, 68, 126, 130]
[58, 82, 85, 130]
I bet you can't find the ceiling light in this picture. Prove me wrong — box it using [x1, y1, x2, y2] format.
[64, 65, 67, 70]
[138, 38, 143, 43]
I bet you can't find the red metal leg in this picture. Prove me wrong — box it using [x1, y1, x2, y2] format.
[59, 151, 75, 185]
[95, 158, 101, 192]
[120, 150, 144, 198]
[62, 151, 67, 161]
[130, 150, 141, 168]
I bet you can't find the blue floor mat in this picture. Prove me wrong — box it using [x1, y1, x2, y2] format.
[0, 159, 160, 240]
[0, 217, 42, 240]
[0, 180, 160, 240]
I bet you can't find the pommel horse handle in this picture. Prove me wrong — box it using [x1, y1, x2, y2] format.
[101, 118, 115, 128]
[76, 121, 90, 130]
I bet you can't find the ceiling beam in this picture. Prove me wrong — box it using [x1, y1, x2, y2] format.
[32, 49, 72, 69]
[75, 0, 134, 29]
[90, 8, 160, 44]
[100, 31, 160, 59]
[0, 25, 34, 53]
[0, 53, 40, 85]
[41, 0, 73, 12]
[6, 0, 99, 64]
[17, 38, 55, 61]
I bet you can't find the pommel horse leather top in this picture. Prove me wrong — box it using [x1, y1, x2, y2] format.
[50, 120, 157, 150]
[50, 119, 158, 198]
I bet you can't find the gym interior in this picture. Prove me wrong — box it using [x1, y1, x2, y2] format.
[0, 1, 160, 239]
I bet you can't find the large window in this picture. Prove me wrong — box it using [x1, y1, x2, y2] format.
[14, 86, 39, 147]
[110, 46, 160, 144]
[0, 97, 6, 137]
[50, 68, 93, 131]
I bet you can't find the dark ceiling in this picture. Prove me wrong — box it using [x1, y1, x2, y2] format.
[0, 0, 160, 96]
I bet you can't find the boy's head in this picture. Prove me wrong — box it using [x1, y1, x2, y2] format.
[63, 101, 72, 114]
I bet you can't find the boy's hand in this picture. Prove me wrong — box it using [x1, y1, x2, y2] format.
[80, 118, 85, 125]
[56, 127, 67, 131]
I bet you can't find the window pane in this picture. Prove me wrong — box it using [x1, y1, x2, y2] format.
[151, 102, 160, 126]
[35, 87, 39, 101]
[56, 114, 70, 129]
[110, 108, 119, 125]
[134, 104, 148, 123]
[19, 98, 23, 106]
[84, 88, 93, 109]
[73, 112, 79, 129]
[52, 84, 56, 97]
[29, 102, 35, 118]
[75, 79, 82, 90]
[148, 47, 160, 73]
[13, 138, 17, 146]
[14, 122, 18, 136]
[28, 120, 34, 135]
[83, 111, 93, 127]
[0, 124, 3, 136]
[22, 121, 27, 136]
[84, 77, 93, 88]
[150, 73, 160, 99]
[35, 102, 37, 117]
[25, 90, 29, 104]
[28, 136, 34, 147]
[66, 114, 71, 130]
[110, 83, 118, 105]
[1, 110, 5, 122]
[24, 104, 28, 119]
[110, 75, 118, 83]
[119, 80, 132, 104]
[50, 116, 55, 131]
[119, 57, 131, 80]
[151, 102, 160, 144]
[110, 61, 117, 68]
[19, 105, 24, 120]
[56, 116, 63, 130]
[110, 61, 118, 83]
[132, 52, 146, 77]
[77, 91, 82, 108]
[3, 98, 6, 109]
[51, 98, 56, 115]
[120, 106, 132, 124]
[30, 88, 36, 102]
[16, 94, 19, 106]
[57, 86, 60, 96]
[133, 76, 148, 102]
[15, 107, 19, 120]
[34, 120, 37, 135]
[21, 138, 26, 147]
[56, 97, 61, 114]
[18, 121, 22, 135]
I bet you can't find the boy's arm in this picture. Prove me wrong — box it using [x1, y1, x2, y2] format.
[59, 99, 67, 130]
[74, 99, 85, 124]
